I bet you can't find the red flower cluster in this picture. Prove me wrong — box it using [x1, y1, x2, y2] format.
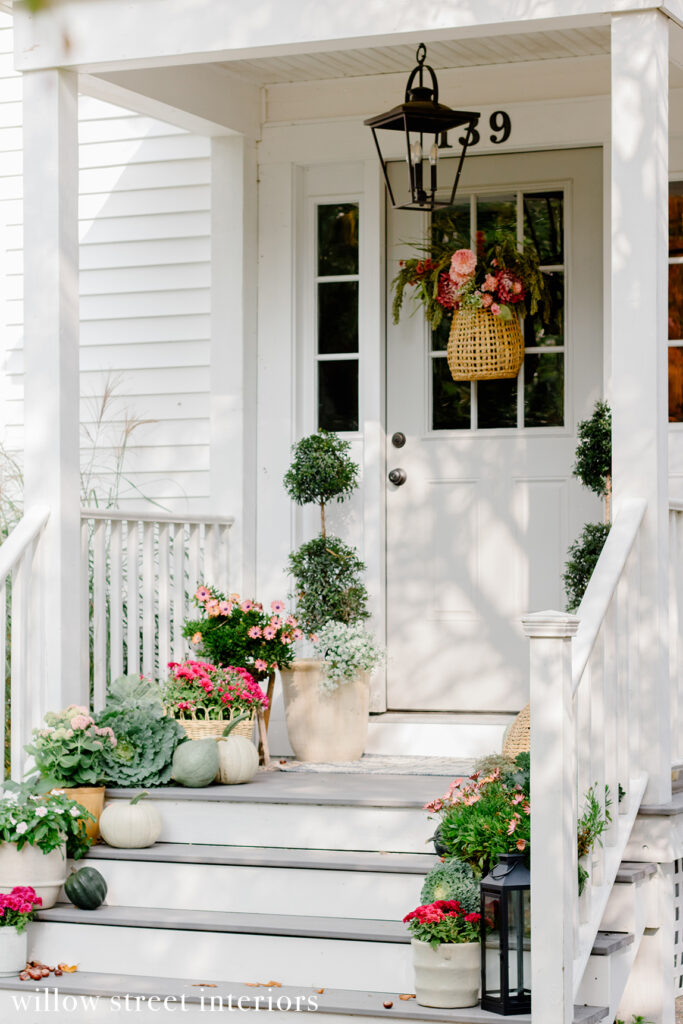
[403, 899, 482, 947]
[403, 900, 480, 927]
[165, 660, 269, 720]
[0, 886, 41, 924]
[437, 272, 459, 311]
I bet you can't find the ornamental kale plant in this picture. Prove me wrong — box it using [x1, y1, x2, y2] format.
[24, 706, 117, 788]
[420, 858, 480, 915]
[403, 900, 482, 950]
[183, 589, 297, 677]
[0, 886, 42, 932]
[312, 621, 384, 693]
[163, 660, 269, 720]
[426, 756, 531, 877]
[0, 780, 94, 860]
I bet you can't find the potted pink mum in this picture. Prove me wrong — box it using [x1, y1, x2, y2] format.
[0, 886, 41, 977]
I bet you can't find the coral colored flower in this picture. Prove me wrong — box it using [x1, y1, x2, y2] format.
[248, 626, 262, 639]
[516, 838, 527, 852]
[449, 248, 477, 286]
[263, 627, 276, 641]
[241, 600, 254, 612]
[490, 303, 501, 315]
[285, 615, 298, 627]
[191, 632, 202, 645]
[195, 586, 210, 601]
[292, 629, 303, 641]
[483, 274, 497, 291]
[254, 659, 268, 672]
[481, 292, 493, 308]
[218, 601, 232, 616]
[271, 600, 285, 613]
[507, 816, 519, 835]
[281, 633, 293, 645]
[269, 616, 282, 629]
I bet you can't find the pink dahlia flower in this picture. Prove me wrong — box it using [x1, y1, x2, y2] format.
[449, 248, 477, 286]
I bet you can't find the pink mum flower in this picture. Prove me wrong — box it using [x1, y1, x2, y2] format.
[481, 292, 493, 308]
[241, 600, 254, 612]
[490, 303, 501, 315]
[286, 615, 298, 627]
[70, 715, 92, 731]
[292, 629, 303, 641]
[483, 273, 497, 291]
[271, 600, 285, 613]
[263, 627, 276, 641]
[254, 659, 268, 672]
[248, 626, 262, 639]
[218, 601, 232, 615]
[449, 248, 477, 286]
[191, 631, 202, 645]
[195, 586, 210, 601]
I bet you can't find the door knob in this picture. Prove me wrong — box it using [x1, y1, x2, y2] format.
[388, 468, 407, 486]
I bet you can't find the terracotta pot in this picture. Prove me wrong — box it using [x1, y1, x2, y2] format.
[411, 938, 480, 1009]
[280, 660, 369, 763]
[0, 842, 67, 910]
[63, 787, 106, 842]
[0, 925, 27, 977]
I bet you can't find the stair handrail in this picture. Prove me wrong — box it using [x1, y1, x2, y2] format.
[0, 505, 50, 582]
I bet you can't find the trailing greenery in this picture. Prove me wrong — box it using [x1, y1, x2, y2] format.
[563, 522, 611, 613]
[392, 213, 467, 328]
[577, 784, 612, 896]
[288, 536, 369, 635]
[96, 674, 185, 788]
[574, 401, 612, 498]
[420, 857, 480, 914]
[283, 431, 359, 537]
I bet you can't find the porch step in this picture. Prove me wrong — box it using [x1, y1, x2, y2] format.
[364, 712, 514, 759]
[0, 972, 609, 1024]
[79, 843, 436, 919]
[103, 775, 438, 853]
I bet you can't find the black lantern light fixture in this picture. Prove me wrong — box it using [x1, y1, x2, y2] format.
[480, 853, 531, 1015]
[365, 43, 480, 212]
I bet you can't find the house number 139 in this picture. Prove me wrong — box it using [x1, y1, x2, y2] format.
[457, 111, 512, 147]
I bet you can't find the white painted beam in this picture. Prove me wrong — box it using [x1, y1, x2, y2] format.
[81, 65, 261, 139]
[610, 10, 671, 804]
[10, 0, 650, 74]
[22, 69, 84, 712]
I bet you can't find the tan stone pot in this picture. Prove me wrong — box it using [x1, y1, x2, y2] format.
[0, 842, 67, 910]
[280, 660, 369, 763]
[63, 787, 106, 842]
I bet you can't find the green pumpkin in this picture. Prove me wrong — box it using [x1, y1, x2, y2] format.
[171, 738, 219, 788]
[64, 866, 108, 910]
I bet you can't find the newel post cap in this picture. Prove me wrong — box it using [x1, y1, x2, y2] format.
[522, 609, 580, 639]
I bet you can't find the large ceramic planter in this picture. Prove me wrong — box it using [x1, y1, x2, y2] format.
[0, 925, 27, 977]
[411, 938, 480, 1009]
[280, 660, 369, 763]
[0, 843, 67, 910]
[63, 786, 106, 842]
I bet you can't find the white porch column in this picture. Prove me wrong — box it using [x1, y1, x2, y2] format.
[611, 11, 671, 805]
[22, 69, 83, 711]
[210, 134, 258, 595]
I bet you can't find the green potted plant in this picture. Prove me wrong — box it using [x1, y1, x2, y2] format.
[0, 886, 42, 977]
[280, 431, 382, 762]
[403, 898, 482, 1009]
[0, 781, 93, 909]
[24, 705, 118, 840]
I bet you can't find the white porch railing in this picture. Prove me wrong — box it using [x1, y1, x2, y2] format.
[525, 497, 648, 1024]
[80, 509, 233, 710]
[669, 501, 683, 766]
[0, 506, 50, 782]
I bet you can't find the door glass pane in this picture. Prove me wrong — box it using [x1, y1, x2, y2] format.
[669, 347, 683, 422]
[524, 353, 564, 427]
[432, 358, 470, 429]
[477, 194, 516, 253]
[478, 378, 517, 428]
[670, 182, 683, 256]
[523, 192, 564, 264]
[318, 203, 359, 276]
[318, 282, 359, 353]
[432, 198, 470, 251]
[432, 316, 452, 353]
[318, 360, 359, 432]
[524, 272, 564, 348]
[670, 264, 683, 341]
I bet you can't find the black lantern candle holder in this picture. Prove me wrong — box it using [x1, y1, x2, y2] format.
[480, 853, 531, 1015]
[364, 43, 480, 212]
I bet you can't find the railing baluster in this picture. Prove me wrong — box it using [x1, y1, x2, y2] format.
[109, 520, 123, 681]
[188, 523, 201, 596]
[80, 519, 90, 698]
[602, 604, 619, 847]
[172, 522, 185, 662]
[0, 581, 6, 785]
[219, 523, 231, 593]
[616, 576, 630, 811]
[204, 524, 217, 587]
[158, 522, 171, 678]
[142, 521, 156, 679]
[10, 550, 28, 780]
[92, 519, 107, 710]
[589, 633, 606, 889]
[627, 542, 641, 780]
[126, 520, 140, 675]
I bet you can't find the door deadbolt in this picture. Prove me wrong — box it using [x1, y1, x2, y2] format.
[391, 431, 406, 448]
[388, 468, 407, 486]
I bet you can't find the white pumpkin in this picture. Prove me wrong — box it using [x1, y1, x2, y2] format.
[99, 792, 162, 849]
[216, 713, 259, 785]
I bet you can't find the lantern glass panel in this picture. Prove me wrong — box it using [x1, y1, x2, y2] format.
[482, 891, 502, 999]
[506, 889, 531, 998]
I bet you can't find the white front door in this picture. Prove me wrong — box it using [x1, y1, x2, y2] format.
[386, 148, 603, 712]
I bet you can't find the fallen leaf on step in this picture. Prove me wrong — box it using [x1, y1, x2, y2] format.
[244, 983, 260, 988]
[58, 964, 78, 973]
[399, 994, 415, 1001]
[314, 988, 324, 995]
[191, 984, 217, 988]
[264, 981, 282, 987]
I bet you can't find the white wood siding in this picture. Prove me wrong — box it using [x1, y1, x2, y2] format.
[0, 13, 212, 513]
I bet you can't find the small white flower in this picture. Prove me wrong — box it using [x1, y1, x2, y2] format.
[34, 807, 48, 818]
[15, 822, 28, 835]
[69, 807, 81, 818]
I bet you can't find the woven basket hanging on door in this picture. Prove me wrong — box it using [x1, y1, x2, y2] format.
[501, 703, 530, 759]
[447, 307, 524, 381]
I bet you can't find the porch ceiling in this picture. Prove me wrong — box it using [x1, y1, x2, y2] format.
[215, 27, 611, 85]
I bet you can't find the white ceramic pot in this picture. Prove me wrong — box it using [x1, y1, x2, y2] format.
[411, 938, 481, 1009]
[280, 660, 370, 763]
[0, 925, 27, 977]
[0, 843, 67, 910]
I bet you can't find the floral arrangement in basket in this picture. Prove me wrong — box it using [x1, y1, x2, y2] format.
[183, 587, 300, 680]
[0, 887, 42, 932]
[163, 660, 269, 722]
[24, 706, 118, 788]
[403, 900, 482, 950]
[392, 220, 551, 330]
